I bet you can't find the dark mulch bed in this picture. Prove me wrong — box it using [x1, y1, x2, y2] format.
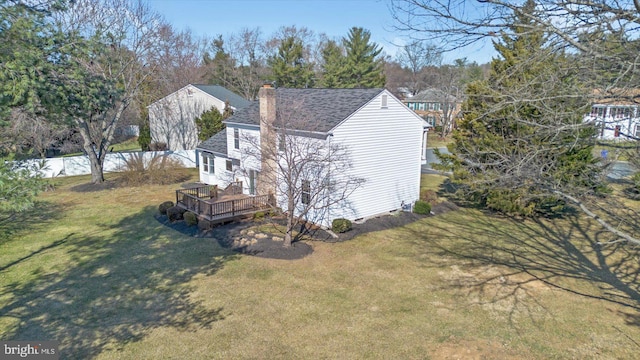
[211, 220, 314, 260]
[154, 201, 459, 260]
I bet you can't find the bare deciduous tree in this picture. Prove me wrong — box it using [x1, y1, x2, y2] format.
[397, 40, 443, 96]
[54, 0, 166, 183]
[240, 91, 365, 247]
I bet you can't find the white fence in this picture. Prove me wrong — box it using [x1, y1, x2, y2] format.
[24, 150, 197, 178]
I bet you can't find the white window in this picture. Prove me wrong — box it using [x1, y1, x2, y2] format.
[226, 160, 233, 172]
[202, 154, 214, 174]
[381, 94, 388, 108]
[635, 125, 640, 138]
[233, 128, 239, 149]
[301, 180, 311, 205]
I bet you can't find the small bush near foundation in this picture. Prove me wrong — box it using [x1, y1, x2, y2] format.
[167, 206, 186, 222]
[184, 211, 198, 226]
[413, 200, 431, 215]
[159, 201, 174, 215]
[253, 211, 265, 220]
[332, 218, 352, 233]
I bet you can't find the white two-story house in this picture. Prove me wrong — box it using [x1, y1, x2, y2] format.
[148, 84, 250, 150]
[196, 86, 430, 227]
[584, 89, 640, 140]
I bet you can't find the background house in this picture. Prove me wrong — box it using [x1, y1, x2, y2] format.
[148, 84, 250, 150]
[586, 103, 640, 141]
[197, 87, 430, 227]
[404, 88, 460, 131]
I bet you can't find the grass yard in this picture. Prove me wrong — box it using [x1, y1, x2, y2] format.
[1, 170, 639, 359]
[427, 131, 453, 149]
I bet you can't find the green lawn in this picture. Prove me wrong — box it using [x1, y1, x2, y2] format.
[594, 140, 639, 161]
[1, 171, 639, 359]
[427, 131, 453, 148]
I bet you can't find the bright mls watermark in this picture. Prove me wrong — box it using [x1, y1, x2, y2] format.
[1, 341, 59, 359]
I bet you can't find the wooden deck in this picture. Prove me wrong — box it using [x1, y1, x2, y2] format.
[175, 183, 273, 223]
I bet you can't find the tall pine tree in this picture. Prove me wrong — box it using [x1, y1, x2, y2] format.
[319, 40, 345, 88]
[268, 36, 314, 88]
[437, 0, 602, 216]
[341, 27, 385, 88]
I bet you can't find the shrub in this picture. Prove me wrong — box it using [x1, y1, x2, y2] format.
[253, 211, 265, 220]
[167, 206, 186, 222]
[149, 142, 168, 151]
[413, 200, 431, 215]
[158, 201, 174, 215]
[332, 218, 352, 233]
[184, 211, 198, 226]
[118, 153, 188, 186]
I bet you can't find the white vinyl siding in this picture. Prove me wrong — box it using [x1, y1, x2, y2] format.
[330, 91, 422, 223]
[148, 84, 227, 151]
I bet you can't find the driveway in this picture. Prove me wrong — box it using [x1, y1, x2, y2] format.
[422, 147, 450, 174]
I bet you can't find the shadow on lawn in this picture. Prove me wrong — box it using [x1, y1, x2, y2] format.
[0, 206, 238, 358]
[408, 209, 640, 327]
[0, 201, 65, 246]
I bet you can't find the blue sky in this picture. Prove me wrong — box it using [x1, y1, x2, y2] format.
[147, 0, 495, 64]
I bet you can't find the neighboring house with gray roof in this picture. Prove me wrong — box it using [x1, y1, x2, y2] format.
[148, 84, 250, 151]
[404, 88, 461, 131]
[197, 86, 430, 227]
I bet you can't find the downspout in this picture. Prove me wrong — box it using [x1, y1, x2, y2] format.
[326, 133, 333, 228]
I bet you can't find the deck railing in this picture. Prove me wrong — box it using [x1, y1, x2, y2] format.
[175, 184, 218, 203]
[176, 184, 272, 221]
[224, 181, 243, 195]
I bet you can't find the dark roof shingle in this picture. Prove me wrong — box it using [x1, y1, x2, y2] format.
[223, 88, 383, 133]
[197, 129, 227, 154]
[193, 84, 251, 109]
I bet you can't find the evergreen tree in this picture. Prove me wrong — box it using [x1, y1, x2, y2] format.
[341, 27, 385, 88]
[320, 40, 345, 88]
[195, 106, 225, 141]
[268, 36, 315, 88]
[138, 118, 151, 151]
[437, 0, 602, 216]
[203, 35, 236, 89]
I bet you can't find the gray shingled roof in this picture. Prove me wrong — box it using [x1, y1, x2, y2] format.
[406, 88, 457, 103]
[193, 84, 251, 109]
[197, 129, 227, 155]
[223, 88, 384, 133]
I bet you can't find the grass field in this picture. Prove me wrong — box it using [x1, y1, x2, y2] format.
[427, 131, 452, 149]
[1, 170, 639, 359]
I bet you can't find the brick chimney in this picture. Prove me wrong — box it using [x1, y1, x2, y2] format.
[258, 84, 276, 196]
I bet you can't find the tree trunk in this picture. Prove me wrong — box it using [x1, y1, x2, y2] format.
[89, 153, 105, 184]
[283, 195, 295, 247]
